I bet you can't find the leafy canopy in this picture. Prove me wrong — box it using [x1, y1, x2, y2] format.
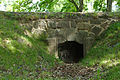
[1, 0, 120, 12]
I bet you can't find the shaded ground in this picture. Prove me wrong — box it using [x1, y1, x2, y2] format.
[50, 63, 98, 79]
[0, 59, 104, 80]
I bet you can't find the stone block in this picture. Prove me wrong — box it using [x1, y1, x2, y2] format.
[47, 20, 56, 29]
[38, 20, 47, 28]
[76, 22, 91, 30]
[47, 38, 57, 54]
[82, 19, 90, 23]
[56, 20, 69, 28]
[67, 33, 76, 41]
[91, 26, 102, 36]
[100, 21, 109, 29]
[88, 32, 95, 38]
[75, 19, 83, 24]
[71, 20, 76, 28]
[90, 19, 105, 24]
[86, 37, 95, 51]
[75, 30, 88, 43]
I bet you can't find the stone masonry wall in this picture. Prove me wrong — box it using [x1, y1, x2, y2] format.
[5, 12, 120, 58]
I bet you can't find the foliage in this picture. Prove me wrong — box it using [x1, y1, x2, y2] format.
[6, 0, 91, 12]
[60, 0, 77, 12]
[93, 0, 107, 12]
[11, 0, 61, 12]
[12, 0, 33, 12]
[104, 64, 120, 80]
[1, 0, 120, 12]
[115, 0, 120, 11]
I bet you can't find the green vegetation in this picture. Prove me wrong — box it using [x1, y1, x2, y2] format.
[104, 64, 120, 80]
[0, 11, 120, 79]
[0, 0, 120, 79]
[0, 12, 59, 79]
[1, 0, 120, 12]
[81, 21, 120, 79]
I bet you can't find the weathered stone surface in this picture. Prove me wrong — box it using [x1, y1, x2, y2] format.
[38, 20, 47, 28]
[86, 37, 95, 51]
[47, 38, 57, 54]
[14, 11, 120, 61]
[90, 19, 105, 24]
[47, 20, 56, 29]
[88, 32, 95, 38]
[91, 26, 102, 36]
[75, 30, 88, 43]
[71, 20, 76, 28]
[100, 22, 109, 29]
[83, 19, 90, 23]
[56, 20, 69, 28]
[76, 22, 92, 30]
[67, 33, 76, 41]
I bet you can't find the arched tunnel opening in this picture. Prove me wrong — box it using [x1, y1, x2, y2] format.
[58, 41, 84, 63]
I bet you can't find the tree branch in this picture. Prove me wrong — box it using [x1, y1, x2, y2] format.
[107, 0, 112, 12]
[79, 0, 83, 12]
[69, 0, 80, 12]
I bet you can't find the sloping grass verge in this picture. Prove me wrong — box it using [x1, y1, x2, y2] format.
[0, 12, 58, 79]
[81, 21, 120, 79]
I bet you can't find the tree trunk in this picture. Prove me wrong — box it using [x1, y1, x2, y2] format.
[79, 0, 83, 12]
[107, 0, 112, 12]
[69, 0, 83, 12]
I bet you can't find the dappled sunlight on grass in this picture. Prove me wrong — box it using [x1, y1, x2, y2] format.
[19, 36, 32, 47]
[80, 22, 120, 80]
[3, 38, 16, 53]
[101, 59, 110, 64]
[0, 12, 58, 79]
[100, 59, 120, 67]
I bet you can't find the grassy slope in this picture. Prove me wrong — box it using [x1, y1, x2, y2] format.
[0, 12, 58, 79]
[81, 21, 120, 80]
[0, 11, 120, 80]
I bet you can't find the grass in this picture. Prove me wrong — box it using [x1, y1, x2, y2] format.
[81, 21, 120, 79]
[0, 11, 120, 80]
[104, 64, 120, 80]
[0, 12, 58, 79]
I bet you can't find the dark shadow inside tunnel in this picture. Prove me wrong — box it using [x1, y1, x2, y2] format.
[58, 41, 84, 63]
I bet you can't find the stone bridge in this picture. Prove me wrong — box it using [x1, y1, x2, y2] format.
[5, 12, 120, 63]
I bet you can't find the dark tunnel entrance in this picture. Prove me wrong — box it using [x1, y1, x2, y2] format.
[58, 41, 84, 63]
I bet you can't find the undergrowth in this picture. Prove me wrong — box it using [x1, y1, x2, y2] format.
[81, 21, 120, 79]
[0, 12, 58, 79]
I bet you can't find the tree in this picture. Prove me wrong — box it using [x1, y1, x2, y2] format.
[107, 0, 112, 12]
[9, 0, 86, 12]
[68, 0, 83, 12]
[93, 0, 107, 12]
[3, 0, 119, 12]
[11, 0, 60, 12]
[93, 0, 114, 12]
[12, 0, 33, 12]
[115, 0, 120, 11]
